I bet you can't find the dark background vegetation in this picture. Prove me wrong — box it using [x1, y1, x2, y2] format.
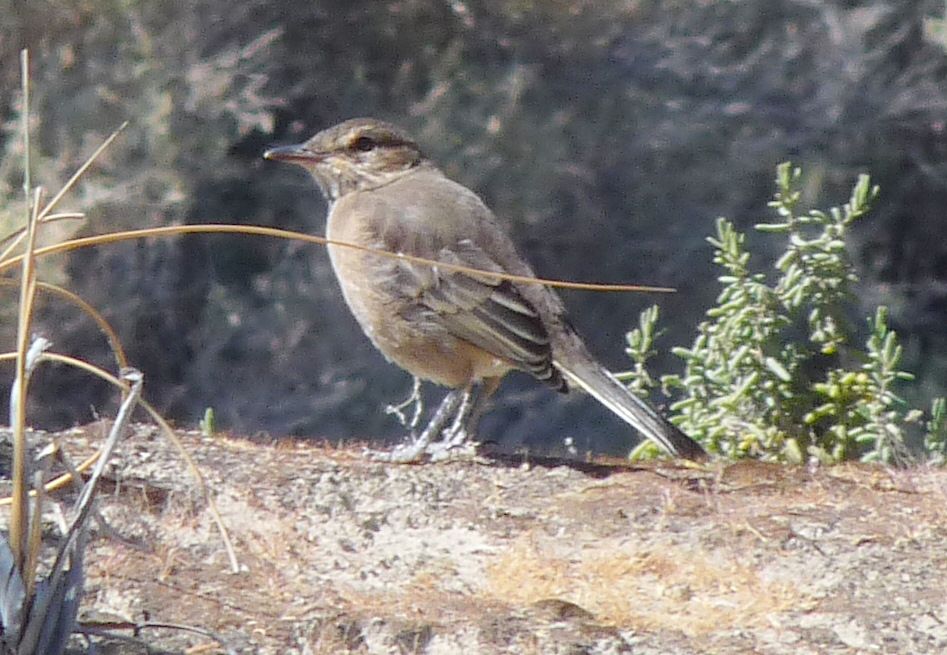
[1, 0, 945, 455]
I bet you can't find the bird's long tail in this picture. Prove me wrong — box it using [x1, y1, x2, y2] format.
[554, 343, 706, 461]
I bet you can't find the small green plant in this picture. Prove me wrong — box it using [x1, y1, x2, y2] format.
[924, 1, 947, 51]
[200, 406, 217, 438]
[925, 397, 947, 464]
[622, 163, 944, 464]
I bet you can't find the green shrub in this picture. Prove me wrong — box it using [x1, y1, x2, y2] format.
[622, 163, 945, 464]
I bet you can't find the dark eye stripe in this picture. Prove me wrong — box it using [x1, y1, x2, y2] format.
[352, 136, 376, 151]
[349, 131, 415, 152]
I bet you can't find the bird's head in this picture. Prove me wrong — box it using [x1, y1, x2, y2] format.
[264, 118, 426, 202]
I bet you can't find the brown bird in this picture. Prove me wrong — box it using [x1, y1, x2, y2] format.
[264, 118, 706, 462]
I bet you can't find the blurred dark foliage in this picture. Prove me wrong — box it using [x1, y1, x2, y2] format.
[1, 0, 945, 455]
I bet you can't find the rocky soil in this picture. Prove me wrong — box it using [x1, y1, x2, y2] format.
[2, 423, 947, 654]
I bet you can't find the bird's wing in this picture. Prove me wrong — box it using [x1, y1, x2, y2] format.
[400, 238, 562, 387]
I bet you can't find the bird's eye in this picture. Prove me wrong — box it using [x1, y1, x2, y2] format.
[352, 136, 376, 152]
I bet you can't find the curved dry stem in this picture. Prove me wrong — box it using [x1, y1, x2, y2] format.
[0, 224, 677, 295]
[0, 121, 126, 264]
[0, 279, 130, 371]
[0, 351, 240, 572]
[10, 182, 43, 571]
[0, 212, 86, 262]
[36, 122, 128, 224]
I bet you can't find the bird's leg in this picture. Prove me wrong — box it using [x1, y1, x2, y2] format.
[443, 386, 476, 439]
[461, 376, 501, 445]
[384, 376, 423, 435]
[430, 377, 501, 459]
[426, 386, 477, 461]
[378, 387, 464, 463]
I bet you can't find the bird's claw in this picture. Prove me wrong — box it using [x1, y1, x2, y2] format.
[366, 424, 477, 463]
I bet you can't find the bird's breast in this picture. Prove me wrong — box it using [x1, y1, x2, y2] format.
[322, 191, 514, 388]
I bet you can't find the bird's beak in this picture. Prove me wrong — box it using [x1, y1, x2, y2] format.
[263, 143, 322, 163]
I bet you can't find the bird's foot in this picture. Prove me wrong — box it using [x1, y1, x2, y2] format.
[370, 388, 465, 463]
[368, 433, 428, 463]
[426, 390, 480, 461]
[427, 426, 478, 462]
[384, 376, 423, 432]
[368, 426, 478, 463]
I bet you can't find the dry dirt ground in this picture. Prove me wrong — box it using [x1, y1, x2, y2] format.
[3, 423, 947, 654]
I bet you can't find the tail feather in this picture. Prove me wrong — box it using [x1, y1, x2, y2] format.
[555, 349, 706, 461]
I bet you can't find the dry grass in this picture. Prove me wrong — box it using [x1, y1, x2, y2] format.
[485, 530, 805, 636]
